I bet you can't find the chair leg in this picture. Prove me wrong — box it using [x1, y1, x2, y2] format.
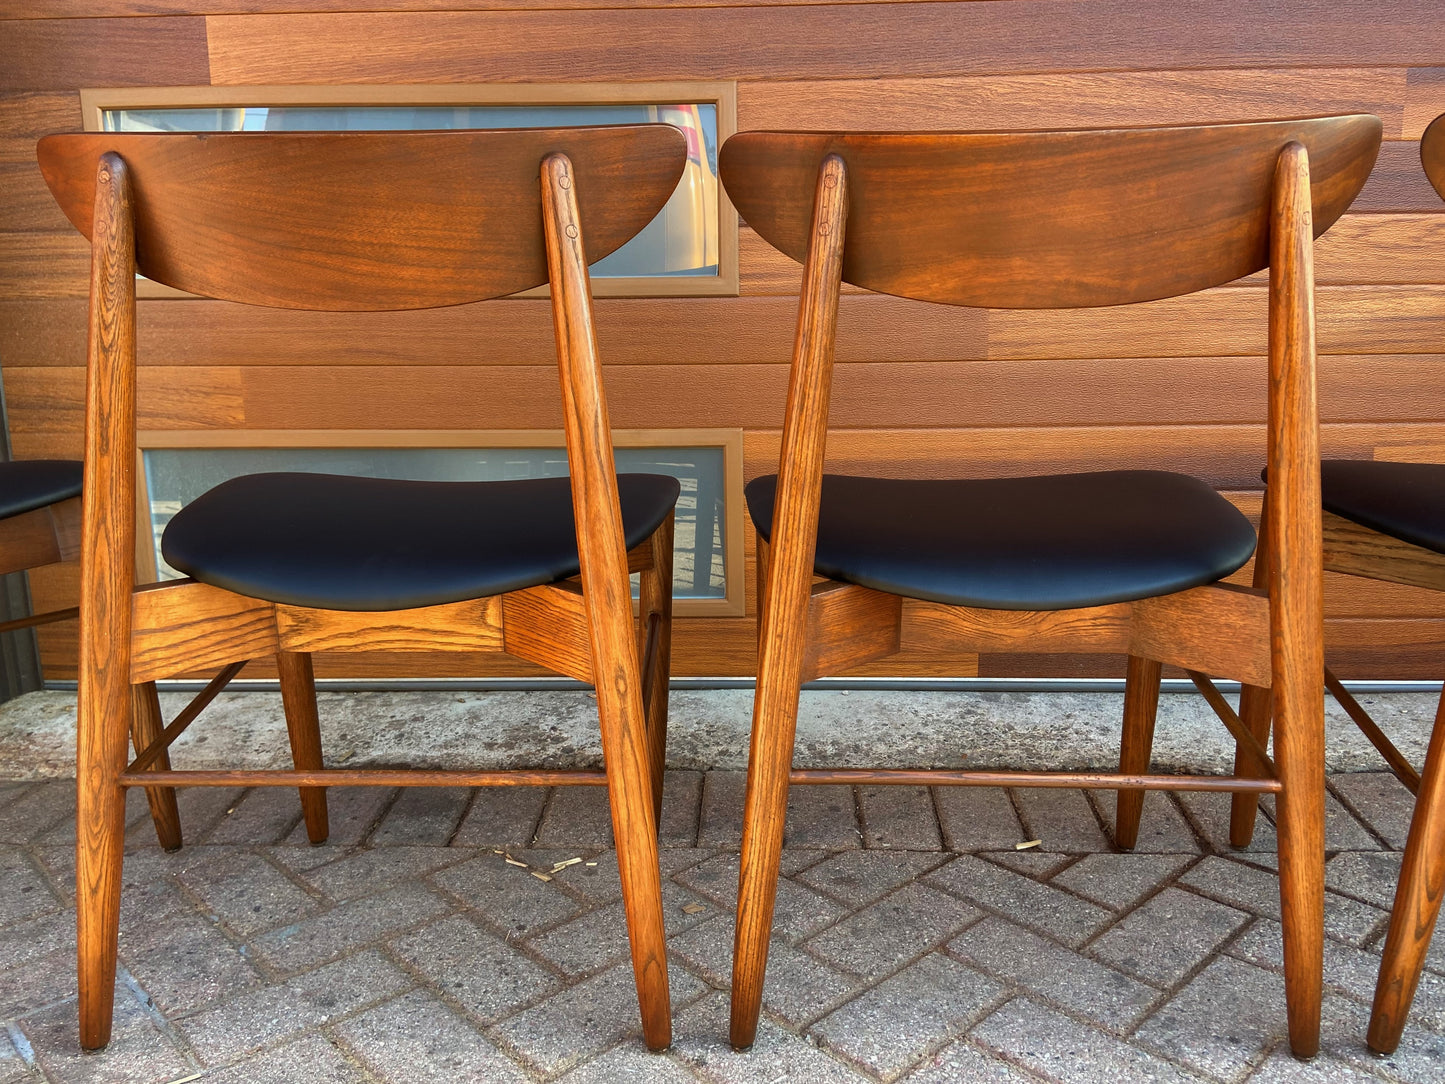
[129, 681, 181, 851]
[1231, 501, 1276, 848]
[1273, 674, 1325, 1057]
[277, 651, 328, 844]
[730, 644, 806, 1048]
[1115, 654, 1162, 849]
[76, 657, 131, 1049]
[594, 662, 672, 1049]
[1229, 684, 1273, 847]
[639, 512, 675, 828]
[1368, 687, 1445, 1054]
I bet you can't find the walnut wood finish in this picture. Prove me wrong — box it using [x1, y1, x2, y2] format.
[719, 117, 1379, 309]
[37, 128, 686, 312]
[725, 120, 1375, 1058]
[1423, 113, 1445, 202]
[54, 129, 684, 1052]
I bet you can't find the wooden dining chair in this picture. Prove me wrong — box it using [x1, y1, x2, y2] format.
[0, 459, 82, 638]
[720, 115, 1382, 1059]
[37, 125, 687, 1052]
[1227, 111, 1445, 1056]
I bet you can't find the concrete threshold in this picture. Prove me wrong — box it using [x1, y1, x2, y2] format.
[0, 684, 1438, 781]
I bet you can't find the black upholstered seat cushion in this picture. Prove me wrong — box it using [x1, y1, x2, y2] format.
[1321, 459, 1445, 555]
[0, 460, 83, 522]
[747, 470, 1257, 610]
[161, 471, 680, 611]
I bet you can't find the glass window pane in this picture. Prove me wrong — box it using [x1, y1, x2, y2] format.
[103, 103, 720, 279]
[142, 446, 727, 600]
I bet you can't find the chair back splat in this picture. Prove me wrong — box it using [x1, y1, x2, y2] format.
[39, 127, 683, 311]
[719, 116, 1381, 1061]
[39, 125, 686, 1054]
[1424, 112, 1445, 201]
[721, 117, 1378, 308]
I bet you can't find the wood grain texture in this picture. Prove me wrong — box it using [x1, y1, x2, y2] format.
[732, 153, 847, 1050]
[0, 499, 70, 575]
[0, 17, 209, 92]
[1114, 655, 1163, 849]
[1324, 510, 1445, 592]
[720, 119, 1380, 308]
[38, 128, 686, 310]
[204, 5, 1445, 85]
[1368, 690, 1445, 1053]
[500, 581, 593, 683]
[129, 581, 278, 685]
[0, 92, 80, 164]
[799, 580, 902, 682]
[4, 285, 1440, 364]
[75, 152, 136, 1051]
[276, 650, 328, 843]
[738, 68, 1409, 137]
[1424, 113, 1445, 199]
[128, 681, 181, 852]
[1356, 142, 1445, 212]
[1265, 140, 1326, 1058]
[275, 597, 504, 654]
[542, 151, 671, 1049]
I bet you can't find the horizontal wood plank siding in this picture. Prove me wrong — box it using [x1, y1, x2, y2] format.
[1, 0, 1442, 678]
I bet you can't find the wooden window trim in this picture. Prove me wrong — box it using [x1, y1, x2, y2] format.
[81, 82, 740, 300]
[135, 427, 747, 618]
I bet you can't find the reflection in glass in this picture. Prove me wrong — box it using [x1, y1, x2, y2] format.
[142, 447, 727, 600]
[103, 104, 720, 279]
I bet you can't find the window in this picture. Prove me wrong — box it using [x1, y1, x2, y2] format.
[137, 430, 746, 617]
[82, 83, 739, 298]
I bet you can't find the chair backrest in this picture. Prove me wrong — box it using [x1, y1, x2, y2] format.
[720, 116, 1380, 308]
[1424, 113, 1445, 202]
[38, 126, 686, 311]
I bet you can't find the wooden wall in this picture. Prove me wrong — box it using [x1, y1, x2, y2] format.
[2, 1, 1444, 681]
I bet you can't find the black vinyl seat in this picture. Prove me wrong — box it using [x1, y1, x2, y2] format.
[746, 470, 1257, 610]
[0, 460, 83, 521]
[162, 471, 681, 612]
[1320, 459, 1445, 556]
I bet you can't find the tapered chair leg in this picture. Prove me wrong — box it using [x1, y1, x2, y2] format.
[1232, 511, 1276, 847]
[730, 673, 803, 1048]
[639, 513, 675, 828]
[595, 679, 672, 1049]
[1115, 655, 1163, 849]
[1229, 684, 1274, 847]
[1273, 681, 1326, 1057]
[1368, 688, 1445, 1053]
[76, 672, 132, 1050]
[277, 651, 328, 844]
[129, 681, 181, 851]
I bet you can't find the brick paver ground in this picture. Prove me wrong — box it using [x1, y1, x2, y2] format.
[1, 771, 1442, 1083]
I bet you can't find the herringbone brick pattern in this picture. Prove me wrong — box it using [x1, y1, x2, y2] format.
[0, 772, 1441, 1083]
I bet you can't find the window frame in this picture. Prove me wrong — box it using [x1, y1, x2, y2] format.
[134, 427, 747, 618]
[80, 81, 739, 299]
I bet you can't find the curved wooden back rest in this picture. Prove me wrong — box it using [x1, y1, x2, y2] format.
[720, 116, 1381, 308]
[1423, 113, 1445, 202]
[37, 126, 687, 310]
